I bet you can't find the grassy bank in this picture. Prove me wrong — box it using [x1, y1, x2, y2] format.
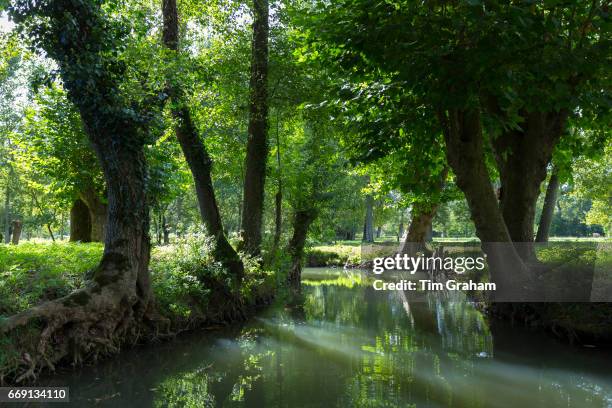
[0, 239, 275, 320]
[306, 238, 611, 267]
[0, 238, 276, 383]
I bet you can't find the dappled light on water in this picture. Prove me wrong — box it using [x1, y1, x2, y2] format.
[42, 268, 612, 407]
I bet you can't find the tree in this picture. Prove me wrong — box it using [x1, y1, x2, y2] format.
[0, 32, 21, 244]
[536, 167, 560, 243]
[362, 190, 374, 243]
[3, 0, 164, 378]
[572, 142, 612, 235]
[162, 0, 244, 279]
[284, 116, 344, 285]
[241, 0, 270, 256]
[20, 85, 106, 242]
[70, 198, 91, 242]
[300, 1, 609, 288]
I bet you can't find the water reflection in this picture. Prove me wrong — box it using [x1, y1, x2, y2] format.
[40, 268, 612, 407]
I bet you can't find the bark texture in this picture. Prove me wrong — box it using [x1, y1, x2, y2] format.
[1, 0, 156, 383]
[1, 143, 153, 382]
[400, 203, 437, 256]
[79, 187, 107, 243]
[4, 171, 11, 244]
[362, 194, 375, 242]
[536, 168, 560, 243]
[70, 199, 92, 242]
[241, 0, 270, 256]
[272, 119, 283, 252]
[287, 208, 318, 287]
[11, 220, 22, 245]
[441, 110, 511, 243]
[439, 108, 533, 293]
[162, 0, 244, 280]
[493, 111, 567, 259]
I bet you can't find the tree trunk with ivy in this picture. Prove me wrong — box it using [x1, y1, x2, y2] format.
[1, 0, 158, 383]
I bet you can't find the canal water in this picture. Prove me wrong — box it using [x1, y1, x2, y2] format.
[40, 268, 612, 407]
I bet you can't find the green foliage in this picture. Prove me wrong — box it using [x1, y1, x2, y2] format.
[151, 237, 218, 319]
[0, 239, 275, 321]
[306, 244, 362, 266]
[149, 236, 274, 319]
[572, 142, 612, 233]
[17, 84, 103, 213]
[0, 242, 103, 315]
[305, 249, 345, 267]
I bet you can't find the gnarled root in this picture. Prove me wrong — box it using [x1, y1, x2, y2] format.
[0, 277, 157, 385]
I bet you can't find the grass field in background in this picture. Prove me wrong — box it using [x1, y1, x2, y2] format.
[1, 237, 608, 315]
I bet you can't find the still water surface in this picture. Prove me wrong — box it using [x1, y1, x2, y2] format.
[41, 268, 612, 407]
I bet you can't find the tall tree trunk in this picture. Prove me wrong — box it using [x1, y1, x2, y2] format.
[272, 113, 283, 253]
[162, 0, 244, 280]
[287, 208, 318, 287]
[241, 0, 270, 256]
[439, 108, 533, 294]
[493, 110, 567, 260]
[4, 169, 11, 244]
[46, 224, 55, 242]
[162, 214, 170, 245]
[1, 96, 153, 384]
[400, 203, 437, 256]
[11, 220, 22, 245]
[1, 0, 157, 382]
[536, 168, 560, 243]
[70, 198, 92, 242]
[362, 194, 374, 243]
[80, 187, 107, 243]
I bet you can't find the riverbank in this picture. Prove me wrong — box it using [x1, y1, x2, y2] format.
[0, 239, 276, 384]
[38, 267, 612, 407]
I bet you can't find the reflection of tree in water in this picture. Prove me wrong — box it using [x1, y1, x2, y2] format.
[152, 327, 274, 407]
[317, 278, 495, 407]
[45, 269, 612, 407]
[154, 369, 216, 408]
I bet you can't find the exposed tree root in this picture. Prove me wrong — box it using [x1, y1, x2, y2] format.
[0, 274, 275, 385]
[0, 275, 163, 385]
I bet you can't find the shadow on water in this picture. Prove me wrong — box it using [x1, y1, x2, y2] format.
[32, 268, 612, 408]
